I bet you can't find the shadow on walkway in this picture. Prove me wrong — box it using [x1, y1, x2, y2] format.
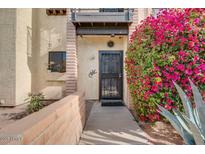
[79, 103, 151, 145]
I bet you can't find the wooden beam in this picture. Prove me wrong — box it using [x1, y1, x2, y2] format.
[46, 9, 51, 15]
[59, 9, 63, 15]
[46, 9, 67, 16]
[53, 9, 57, 15]
[76, 26, 128, 35]
[56, 9, 60, 15]
[63, 9, 67, 15]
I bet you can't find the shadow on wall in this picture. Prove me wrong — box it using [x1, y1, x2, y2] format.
[27, 25, 33, 93]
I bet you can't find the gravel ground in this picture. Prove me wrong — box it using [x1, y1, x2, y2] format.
[0, 101, 55, 130]
[139, 121, 184, 145]
[0, 104, 28, 130]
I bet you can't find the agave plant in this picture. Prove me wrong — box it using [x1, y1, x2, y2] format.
[158, 79, 205, 145]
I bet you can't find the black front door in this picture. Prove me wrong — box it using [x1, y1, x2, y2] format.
[99, 51, 123, 104]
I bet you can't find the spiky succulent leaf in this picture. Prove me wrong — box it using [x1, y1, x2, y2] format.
[189, 79, 205, 136]
[173, 81, 195, 123]
[197, 107, 205, 137]
[158, 105, 195, 144]
[189, 78, 205, 109]
[193, 108, 201, 129]
[173, 109, 192, 135]
[183, 115, 205, 145]
[158, 80, 205, 145]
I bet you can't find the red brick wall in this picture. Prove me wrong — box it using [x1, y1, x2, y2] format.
[128, 9, 138, 41]
[65, 9, 78, 95]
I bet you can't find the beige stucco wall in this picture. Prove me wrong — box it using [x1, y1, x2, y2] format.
[0, 8, 33, 106]
[0, 9, 16, 106]
[0, 8, 67, 106]
[77, 35, 128, 104]
[32, 8, 67, 99]
[0, 8, 151, 106]
[15, 9, 33, 105]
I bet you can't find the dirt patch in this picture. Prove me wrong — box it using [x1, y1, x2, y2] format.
[129, 108, 184, 145]
[1, 111, 29, 120]
[139, 121, 184, 145]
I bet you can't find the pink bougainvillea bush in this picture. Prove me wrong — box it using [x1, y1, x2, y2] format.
[126, 8, 205, 122]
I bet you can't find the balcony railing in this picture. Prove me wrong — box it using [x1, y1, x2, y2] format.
[71, 8, 133, 23]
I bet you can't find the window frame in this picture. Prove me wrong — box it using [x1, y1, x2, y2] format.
[48, 51, 66, 73]
[99, 8, 124, 12]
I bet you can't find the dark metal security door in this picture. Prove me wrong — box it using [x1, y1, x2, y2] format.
[99, 51, 123, 101]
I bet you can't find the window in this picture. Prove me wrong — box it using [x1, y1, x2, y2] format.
[48, 51, 66, 73]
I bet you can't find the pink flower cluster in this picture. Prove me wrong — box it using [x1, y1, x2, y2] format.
[126, 8, 205, 122]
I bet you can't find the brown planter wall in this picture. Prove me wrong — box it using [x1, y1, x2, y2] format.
[0, 91, 86, 145]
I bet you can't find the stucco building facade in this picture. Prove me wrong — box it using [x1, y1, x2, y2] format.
[0, 8, 152, 107]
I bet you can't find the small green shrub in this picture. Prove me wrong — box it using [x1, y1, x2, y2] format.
[25, 93, 44, 113]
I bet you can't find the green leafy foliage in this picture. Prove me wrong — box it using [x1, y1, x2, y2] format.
[126, 8, 205, 122]
[25, 93, 44, 113]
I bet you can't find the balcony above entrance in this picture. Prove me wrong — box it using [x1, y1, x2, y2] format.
[71, 8, 133, 25]
[71, 9, 132, 35]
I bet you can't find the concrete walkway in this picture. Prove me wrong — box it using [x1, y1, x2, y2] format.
[79, 103, 150, 145]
